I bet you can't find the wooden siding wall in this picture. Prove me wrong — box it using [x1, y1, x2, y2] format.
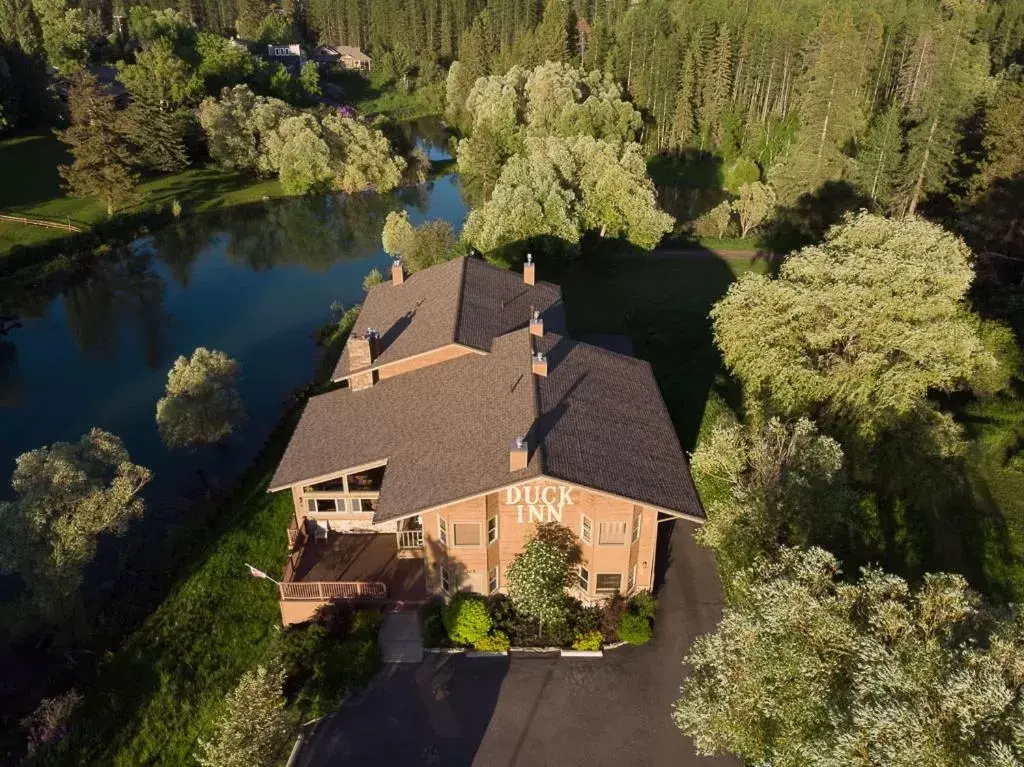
[423, 478, 659, 598]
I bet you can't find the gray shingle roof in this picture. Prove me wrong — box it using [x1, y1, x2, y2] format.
[331, 257, 564, 381]
[272, 328, 704, 523]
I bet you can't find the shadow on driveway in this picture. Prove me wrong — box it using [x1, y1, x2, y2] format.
[298, 522, 737, 767]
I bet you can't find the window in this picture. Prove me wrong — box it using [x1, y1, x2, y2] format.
[438, 517, 448, 547]
[303, 477, 345, 492]
[346, 465, 385, 491]
[628, 564, 637, 593]
[598, 521, 627, 545]
[632, 513, 642, 543]
[596, 573, 622, 593]
[487, 516, 498, 544]
[578, 566, 590, 592]
[308, 498, 339, 513]
[439, 564, 450, 594]
[580, 515, 593, 544]
[453, 523, 481, 546]
[352, 498, 377, 512]
[488, 566, 499, 594]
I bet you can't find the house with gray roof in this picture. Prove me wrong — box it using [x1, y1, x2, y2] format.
[269, 255, 704, 624]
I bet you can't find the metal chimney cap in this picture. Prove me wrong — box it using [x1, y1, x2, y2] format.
[526, 253, 533, 264]
[514, 435, 526, 449]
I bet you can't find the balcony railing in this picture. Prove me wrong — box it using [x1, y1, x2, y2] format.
[397, 529, 424, 549]
[279, 581, 387, 601]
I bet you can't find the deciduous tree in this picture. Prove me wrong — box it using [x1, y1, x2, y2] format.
[505, 522, 578, 628]
[734, 181, 775, 237]
[711, 213, 1007, 439]
[32, 0, 87, 71]
[156, 347, 246, 448]
[0, 429, 151, 617]
[381, 211, 456, 272]
[674, 546, 1024, 767]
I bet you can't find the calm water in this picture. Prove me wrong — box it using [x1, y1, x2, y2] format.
[0, 140, 466, 506]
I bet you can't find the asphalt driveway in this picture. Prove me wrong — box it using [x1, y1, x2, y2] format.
[298, 520, 736, 767]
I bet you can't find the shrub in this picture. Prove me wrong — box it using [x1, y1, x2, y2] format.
[442, 593, 492, 646]
[20, 689, 83, 758]
[486, 593, 535, 644]
[351, 608, 383, 636]
[616, 613, 652, 646]
[571, 630, 603, 651]
[473, 631, 511, 652]
[195, 663, 294, 767]
[599, 592, 629, 641]
[315, 601, 354, 637]
[629, 590, 658, 621]
[421, 601, 447, 647]
[564, 598, 602, 635]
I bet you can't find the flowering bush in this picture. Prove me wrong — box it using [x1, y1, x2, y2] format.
[571, 630, 603, 651]
[506, 523, 578, 627]
[473, 631, 511, 652]
[442, 593, 492, 645]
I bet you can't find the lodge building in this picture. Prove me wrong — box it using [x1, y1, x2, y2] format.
[269, 255, 705, 625]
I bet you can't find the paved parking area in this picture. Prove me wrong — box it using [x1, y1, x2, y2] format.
[298, 521, 736, 767]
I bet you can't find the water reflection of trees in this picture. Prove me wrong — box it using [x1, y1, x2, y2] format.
[64, 249, 169, 366]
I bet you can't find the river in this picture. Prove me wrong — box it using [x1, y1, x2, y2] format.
[0, 126, 466, 509]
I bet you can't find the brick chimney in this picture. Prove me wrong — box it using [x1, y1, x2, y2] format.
[529, 309, 543, 337]
[391, 258, 404, 285]
[523, 253, 535, 286]
[347, 329, 378, 391]
[531, 351, 548, 377]
[509, 436, 528, 472]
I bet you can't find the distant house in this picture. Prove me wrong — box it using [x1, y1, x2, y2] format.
[265, 43, 307, 76]
[314, 45, 371, 72]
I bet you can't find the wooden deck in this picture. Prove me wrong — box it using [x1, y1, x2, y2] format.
[292, 533, 426, 603]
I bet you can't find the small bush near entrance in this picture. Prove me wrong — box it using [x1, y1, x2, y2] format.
[352, 608, 384, 635]
[599, 592, 629, 641]
[572, 630, 603, 651]
[443, 593, 492, 646]
[473, 631, 511, 652]
[630, 590, 658, 621]
[616, 613, 653, 646]
[421, 601, 447, 647]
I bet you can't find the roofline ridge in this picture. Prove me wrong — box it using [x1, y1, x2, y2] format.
[527, 331, 546, 475]
[450, 255, 470, 346]
[467, 253, 562, 290]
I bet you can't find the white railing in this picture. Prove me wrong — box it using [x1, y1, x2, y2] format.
[397, 530, 424, 549]
[279, 581, 387, 601]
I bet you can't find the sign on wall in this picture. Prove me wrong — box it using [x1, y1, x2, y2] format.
[505, 484, 575, 523]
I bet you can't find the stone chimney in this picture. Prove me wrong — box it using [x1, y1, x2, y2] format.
[509, 436, 528, 472]
[529, 309, 543, 337]
[347, 329, 378, 391]
[523, 253, 535, 286]
[391, 258, 404, 285]
[531, 351, 548, 377]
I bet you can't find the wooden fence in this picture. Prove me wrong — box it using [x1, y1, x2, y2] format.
[0, 213, 83, 232]
[279, 581, 387, 601]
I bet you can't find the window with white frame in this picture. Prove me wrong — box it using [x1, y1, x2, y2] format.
[578, 565, 590, 592]
[595, 573, 622, 593]
[488, 566, 499, 594]
[453, 522, 481, 546]
[580, 514, 593, 544]
[598, 521, 627, 545]
[632, 512, 641, 543]
[487, 516, 498, 544]
[438, 517, 448, 546]
[628, 564, 637, 592]
[307, 498, 345, 513]
[439, 564, 450, 594]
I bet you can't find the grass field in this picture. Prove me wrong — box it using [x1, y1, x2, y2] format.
[0, 132, 288, 255]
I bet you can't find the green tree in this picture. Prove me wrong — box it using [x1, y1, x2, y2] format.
[195, 31, 256, 93]
[121, 97, 192, 173]
[57, 70, 139, 214]
[127, 6, 193, 50]
[117, 36, 202, 109]
[698, 23, 733, 148]
[854, 102, 903, 209]
[711, 213, 1007, 440]
[32, 0, 87, 71]
[734, 181, 775, 237]
[381, 211, 456, 272]
[257, 10, 293, 43]
[463, 135, 672, 253]
[362, 268, 383, 290]
[695, 200, 733, 238]
[691, 415, 849, 580]
[320, 112, 406, 194]
[535, 0, 569, 63]
[156, 347, 246, 448]
[299, 59, 320, 99]
[265, 113, 332, 194]
[674, 546, 1024, 767]
[195, 663, 293, 767]
[236, 0, 270, 39]
[670, 44, 698, 148]
[0, 429, 151, 618]
[197, 85, 295, 172]
[505, 522, 578, 628]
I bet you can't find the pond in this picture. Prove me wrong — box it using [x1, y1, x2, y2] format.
[0, 150, 467, 509]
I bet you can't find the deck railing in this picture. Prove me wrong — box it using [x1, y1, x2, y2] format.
[397, 529, 424, 549]
[279, 581, 387, 601]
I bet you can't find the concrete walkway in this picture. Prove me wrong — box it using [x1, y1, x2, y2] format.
[299, 521, 736, 767]
[378, 611, 423, 663]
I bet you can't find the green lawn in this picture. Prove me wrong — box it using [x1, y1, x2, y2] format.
[0, 132, 288, 256]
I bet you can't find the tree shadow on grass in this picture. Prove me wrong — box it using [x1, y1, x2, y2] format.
[559, 240, 749, 452]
